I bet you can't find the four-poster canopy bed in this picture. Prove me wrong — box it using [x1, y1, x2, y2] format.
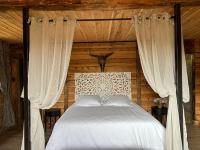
[21, 6, 189, 150]
[0, 1, 196, 150]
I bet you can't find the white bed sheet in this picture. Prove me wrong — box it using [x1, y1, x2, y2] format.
[46, 104, 165, 150]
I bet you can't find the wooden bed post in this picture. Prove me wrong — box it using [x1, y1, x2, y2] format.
[23, 7, 31, 150]
[174, 4, 184, 147]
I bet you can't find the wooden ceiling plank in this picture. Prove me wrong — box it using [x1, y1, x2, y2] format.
[75, 22, 89, 42]
[124, 22, 135, 41]
[1, 0, 200, 11]
[107, 11, 114, 41]
[1, 6, 200, 43]
[182, 8, 200, 24]
[0, 22, 21, 37]
[0, 18, 22, 35]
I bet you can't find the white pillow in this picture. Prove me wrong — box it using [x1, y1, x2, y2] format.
[75, 95, 101, 106]
[103, 95, 132, 106]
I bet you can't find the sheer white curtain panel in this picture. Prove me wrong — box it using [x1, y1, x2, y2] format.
[134, 13, 190, 150]
[21, 17, 76, 150]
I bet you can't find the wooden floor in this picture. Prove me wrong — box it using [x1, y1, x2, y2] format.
[0, 127, 22, 150]
[0, 124, 199, 150]
[187, 124, 200, 150]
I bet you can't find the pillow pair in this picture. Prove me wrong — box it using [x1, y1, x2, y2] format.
[75, 95, 131, 107]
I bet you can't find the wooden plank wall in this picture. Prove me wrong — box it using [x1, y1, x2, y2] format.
[1, 40, 198, 122]
[53, 42, 157, 113]
[194, 40, 200, 121]
[184, 39, 200, 122]
[3, 40, 199, 122]
[10, 58, 23, 125]
[0, 46, 23, 127]
[0, 94, 3, 128]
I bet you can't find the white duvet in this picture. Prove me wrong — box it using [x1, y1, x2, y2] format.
[46, 104, 165, 150]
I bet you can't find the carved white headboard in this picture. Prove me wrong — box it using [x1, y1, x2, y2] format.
[75, 72, 131, 101]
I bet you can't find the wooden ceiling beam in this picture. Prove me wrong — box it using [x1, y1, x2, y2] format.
[0, 0, 200, 10]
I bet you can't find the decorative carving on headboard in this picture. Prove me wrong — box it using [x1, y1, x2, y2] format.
[75, 72, 131, 101]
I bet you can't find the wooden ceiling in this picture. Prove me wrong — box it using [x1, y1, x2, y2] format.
[0, 0, 200, 9]
[0, 1, 200, 44]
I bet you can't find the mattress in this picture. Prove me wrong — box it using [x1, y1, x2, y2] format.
[46, 104, 165, 150]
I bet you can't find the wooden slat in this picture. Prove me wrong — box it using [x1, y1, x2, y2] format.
[53, 42, 157, 112]
[10, 58, 23, 125]
[0, 0, 200, 10]
[194, 39, 200, 121]
[0, 94, 3, 128]
[1, 7, 200, 44]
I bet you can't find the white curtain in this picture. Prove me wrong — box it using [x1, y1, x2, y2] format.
[21, 17, 76, 150]
[134, 13, 190, 150]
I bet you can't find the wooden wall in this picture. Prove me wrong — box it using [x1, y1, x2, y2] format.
[182, 39, 200, 122]
[0, 46, 23, 128]
[53, 40, 200, 122]
[53, 42, 157, 113]
[10, 58, 23, 125]
[0, 93, 3, 128]
[194, 40, 200, 121]
[2, 40, 198, 122]
[2, 40, 198, 123]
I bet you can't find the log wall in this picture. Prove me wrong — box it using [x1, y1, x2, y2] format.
[53, 40, 200, 122]
[194, 40, 200, 121]
[3, 40, 199, 123]
[53, 42, 157, 113]
[0, 93, 3, 128]
[0, 46, 23, 128]
[10, 58, 23, 125]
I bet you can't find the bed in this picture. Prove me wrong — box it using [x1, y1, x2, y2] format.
[46, 72, 165, 150]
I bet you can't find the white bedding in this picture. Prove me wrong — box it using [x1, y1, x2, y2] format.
[46, 104, 165, 150]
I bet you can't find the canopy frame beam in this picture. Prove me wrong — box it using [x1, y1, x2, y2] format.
[174, 3, 184, 147]
[23, 7, 31, 150]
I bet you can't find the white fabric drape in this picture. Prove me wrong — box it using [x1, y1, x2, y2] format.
[21, 17, 76, 150]
[134, 13, 190, 150]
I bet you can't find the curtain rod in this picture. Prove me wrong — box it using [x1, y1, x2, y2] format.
[77, 16, 175, 22]
[43, 16, 174, 23]
[44, 17, 132, 22]
[73, 40, 137, 43]
[77, 18, 132, 22]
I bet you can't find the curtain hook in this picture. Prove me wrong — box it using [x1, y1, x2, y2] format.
[27, 18, 31, 24]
